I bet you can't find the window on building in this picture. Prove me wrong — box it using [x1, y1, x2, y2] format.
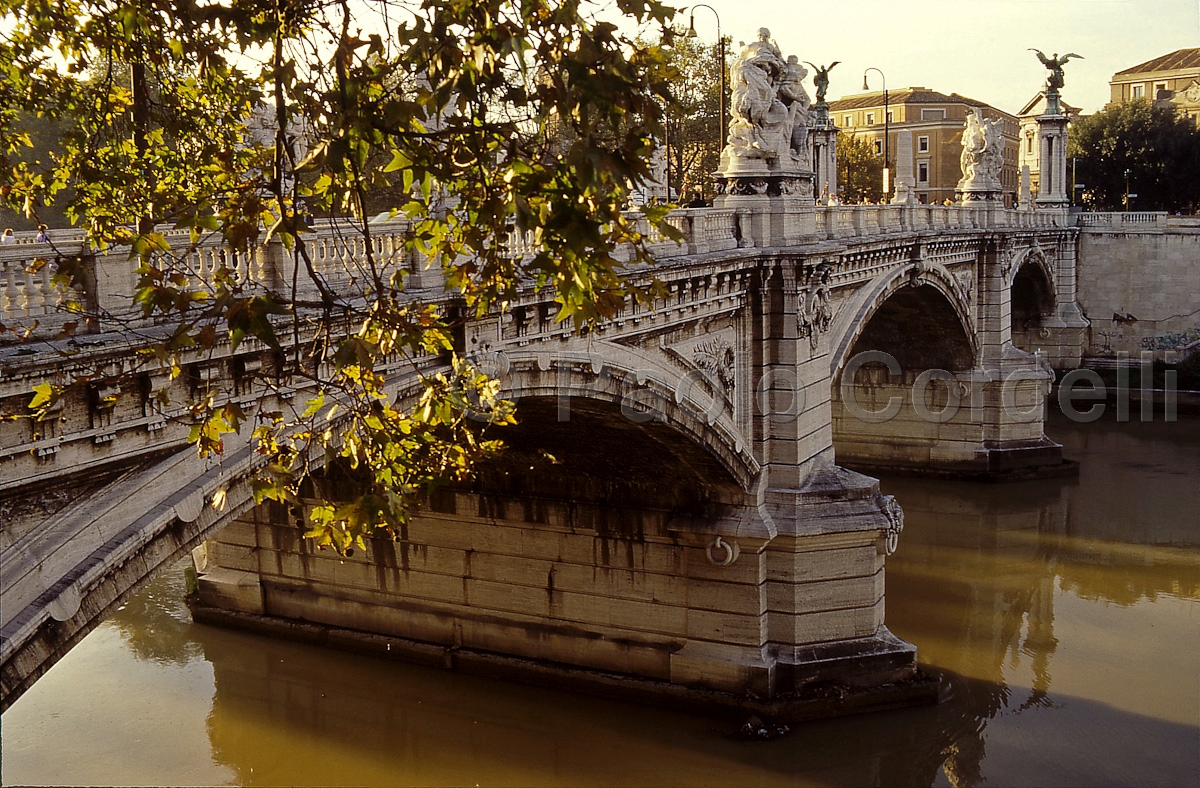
[886, 110, 894, 123]
[1026, 135, 1033, 154]
[843, 114, 852, 127]
[866, 112, 875, 125]
[917, 162, 929, 183]
[921, 108, 946, 120]
[1155, 82, 1169, 99]
[1132, 84, 1144, 99]
[917, 135, 929, 153]
[873, 140, 883, 155]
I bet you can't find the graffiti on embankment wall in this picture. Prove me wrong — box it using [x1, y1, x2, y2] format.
[1141, 327, 1200, 352]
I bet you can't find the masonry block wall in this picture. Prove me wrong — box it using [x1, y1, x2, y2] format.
[832, 372, 1047, 474]
[1076, 224, 1200, 358]
[196, 487, 900, 699]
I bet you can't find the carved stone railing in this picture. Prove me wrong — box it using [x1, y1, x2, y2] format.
[1074, 211, 1168, 228]
[0, 246, 90, 340]
[0, 204, 1073, 338]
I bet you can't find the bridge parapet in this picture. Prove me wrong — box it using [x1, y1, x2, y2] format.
[1074, 211, 1168, 229]
[1, 203, 1070, 342]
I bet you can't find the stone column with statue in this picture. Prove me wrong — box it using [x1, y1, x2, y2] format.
[1030, 50, 1089, 358]
[1030, 49, 1081, 210]
[807, 61, 840, 204]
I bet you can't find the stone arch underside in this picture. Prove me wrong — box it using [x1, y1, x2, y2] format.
[1010, 257, 1057, 355]
[0, 439, 264, 713]
[831, 278, 984, 474]
[494, 355, 760, 495]
[466, 396, 748, 518]
[829, 261, 977, 383]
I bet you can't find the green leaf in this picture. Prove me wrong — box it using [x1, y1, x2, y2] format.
[302, 393, 326, 420]
[382, 149, 412, 173]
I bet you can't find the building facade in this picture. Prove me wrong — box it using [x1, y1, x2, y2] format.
[829, 88, 1019, 206]
[1109, 48, 1200, 124]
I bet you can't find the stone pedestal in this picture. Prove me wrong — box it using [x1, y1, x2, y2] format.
[1035, 113, 1070, 210]
[714, 164, 816, 248]
[715, 164, 815, 203]
[956, 178, 1004, 204]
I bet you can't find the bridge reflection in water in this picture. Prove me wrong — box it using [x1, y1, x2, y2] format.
[3, 411, 1196, 787]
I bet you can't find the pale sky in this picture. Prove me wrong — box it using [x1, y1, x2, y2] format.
[611, 0, 1200, 115]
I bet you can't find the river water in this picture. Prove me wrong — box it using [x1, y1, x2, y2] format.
[3, 412, 1198, 787]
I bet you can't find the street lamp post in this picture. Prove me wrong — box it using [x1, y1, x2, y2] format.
[686, 4, 727, 153]
[1124, 168, 1131, 211]
[863, 67, 889, 200]
[1071, 156, 1077, 207]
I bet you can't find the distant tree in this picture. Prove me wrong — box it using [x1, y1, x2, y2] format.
[0, 111, 76, 231]
[1068, 99, 1200, 211]
[837, 133, 884, 204]
[643, 27, 726, 201]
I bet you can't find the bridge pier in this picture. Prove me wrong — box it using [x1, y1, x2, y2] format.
[192, 484, 926, 717]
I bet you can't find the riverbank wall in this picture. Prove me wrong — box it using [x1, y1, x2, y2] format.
[1076, 216, 1200, 360]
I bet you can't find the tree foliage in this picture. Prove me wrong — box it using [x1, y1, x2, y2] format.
[836, 132, 884, 204]
[645, 25, 726, 202]
[0, 111, 76, 230]
[1068, 99, 1200, 212]
[2, 0, 681, 552]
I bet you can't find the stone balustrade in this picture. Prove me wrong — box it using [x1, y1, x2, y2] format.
[0, 204, 1071, 341]
[1074, 211, 1168, 228]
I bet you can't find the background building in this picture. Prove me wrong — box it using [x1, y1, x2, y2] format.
[1109, 48, 1200, 124]
[829, 88, 1019, 205]
[1017, 92, 1083, 204]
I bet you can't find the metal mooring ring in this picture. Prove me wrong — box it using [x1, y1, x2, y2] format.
[885, 529, 901, 556]
[706, 536, 738, 566]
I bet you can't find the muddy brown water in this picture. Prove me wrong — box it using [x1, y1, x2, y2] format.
[3, 411, 1197, 787]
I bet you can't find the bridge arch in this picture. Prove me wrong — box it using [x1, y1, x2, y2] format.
[1010, 249, 1057, 354]
[496, 353, 760, 494]
[828, 263, 979, 474]
[1007, 245, 1056, 291]
[2, 351, 766, 710]
[829, 261, 978, 381]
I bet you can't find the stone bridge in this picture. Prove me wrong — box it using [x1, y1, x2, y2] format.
[0, 200, 1085, 715]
